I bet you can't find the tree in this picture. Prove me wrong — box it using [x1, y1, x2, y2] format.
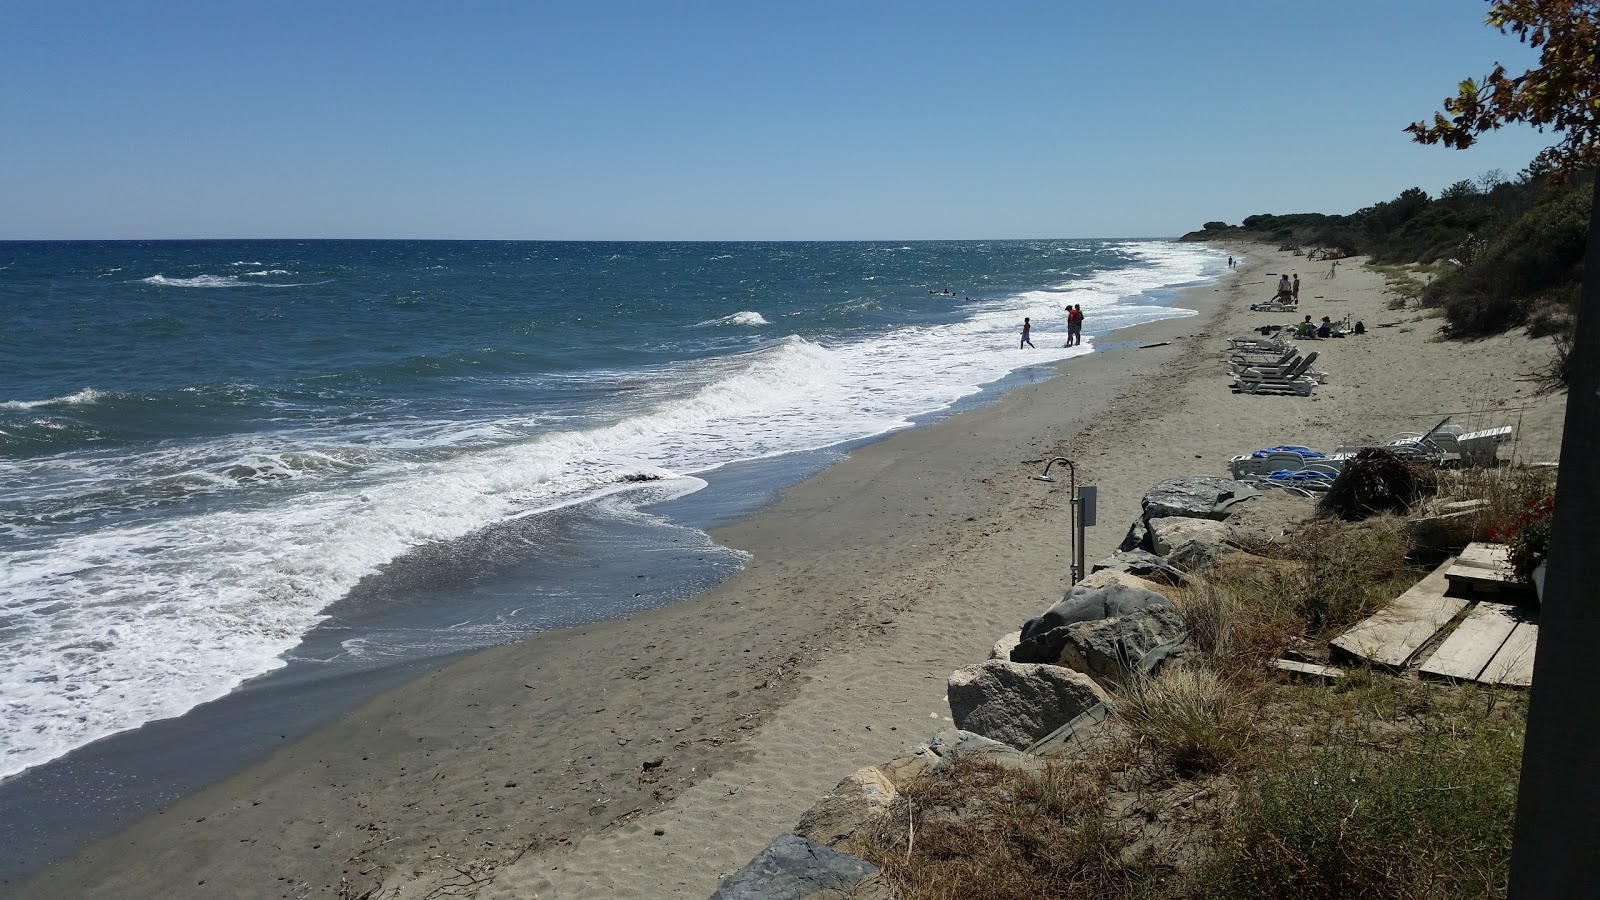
[1409, 3, 1600, 898]
[1406, 0, 1600, 182]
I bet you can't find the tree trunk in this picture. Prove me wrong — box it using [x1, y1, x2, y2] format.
[1509, 174, 1600, 898]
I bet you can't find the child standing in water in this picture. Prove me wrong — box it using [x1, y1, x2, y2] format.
[1020, 317, 1035, 349]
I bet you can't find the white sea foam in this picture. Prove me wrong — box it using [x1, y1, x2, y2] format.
[241, 269, 293, 277]
[140, 274, 328, 289]
[141, 274, 246, 288]
[1, 388, 109, 410]
[0, 241, 1225, 782]
[698, 311, 769, 327]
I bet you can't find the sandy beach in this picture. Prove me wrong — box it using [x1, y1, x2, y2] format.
[16, 246, 1566, 900]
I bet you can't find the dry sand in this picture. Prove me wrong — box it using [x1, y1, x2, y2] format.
[17, 246, 1566, 900]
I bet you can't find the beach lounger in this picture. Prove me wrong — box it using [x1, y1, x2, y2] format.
[1333, 417, 1456, 464]
[1232, 374, 1316, 396]
[1457, 425, 1515, 466]
[1232, 350, 1318, 379]
[1228, 347, 1297, 369]
[1228, 334, 1293, 351]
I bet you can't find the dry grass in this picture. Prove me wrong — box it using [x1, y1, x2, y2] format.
[852, 753, 1156, 900]
[1115, 666, 1257, 775]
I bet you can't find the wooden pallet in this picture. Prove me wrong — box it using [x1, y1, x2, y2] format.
[1418, 602, 1538, 686]
[1330, 558, 1467, 669]
[1445, 542, 1533, 597]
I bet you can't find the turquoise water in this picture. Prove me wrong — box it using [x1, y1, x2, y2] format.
[0, 238, 1221, 781]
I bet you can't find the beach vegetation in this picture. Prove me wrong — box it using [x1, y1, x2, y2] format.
[852, 502, 1527, 899]
[1114, 666, 1257, 775]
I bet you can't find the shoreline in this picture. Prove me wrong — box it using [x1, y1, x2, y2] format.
[3, 255, 1219, 893]
[17, 244, 1567, 899]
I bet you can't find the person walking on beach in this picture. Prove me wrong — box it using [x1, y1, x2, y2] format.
[1292, 273, 1301, 302]
[1068, 304, 1085, 345]
[1020, 317, 1035, 349]
[1228, 255, 1234, 268]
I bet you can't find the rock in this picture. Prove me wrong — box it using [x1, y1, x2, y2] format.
[1054, 604, 1192, 685]
[989, 630, 1022, 660]
[874, 727, 1031, 786]
[1075, 569, 1169, 594]
[1148, 517, 1233, 557]
[1141, 476, 1260, 523]
[1118, 516, 1151, 552]
[1088, 549, 1189, 583]
[709, 833, 879, 900]
[1013, 583, 1174, 664]
[1165, 538, 1227, 573]
[1020, 583, 1174, 639]
[946, 660, 1109, 750]
[795, 766, 898, 846]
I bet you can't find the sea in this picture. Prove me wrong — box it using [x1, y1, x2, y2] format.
[0, 238, 1222, 877]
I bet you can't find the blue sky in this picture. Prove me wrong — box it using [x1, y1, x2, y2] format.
[0, 1, 1555, 240]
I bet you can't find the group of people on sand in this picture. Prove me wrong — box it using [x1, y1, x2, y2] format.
[1019, 304, 1084, 349]
[1273, 272, 1301, 305]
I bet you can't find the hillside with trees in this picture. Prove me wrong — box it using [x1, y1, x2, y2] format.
[1183, 164, 1588, 382]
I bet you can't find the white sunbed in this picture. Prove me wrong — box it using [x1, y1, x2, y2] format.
[1457, 425, 1516, 466]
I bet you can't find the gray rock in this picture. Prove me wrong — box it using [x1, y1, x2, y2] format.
[1141, 476, 1260, 522]
[1148, 517, 1233, 557]
[1165, 537, 1227, 573]
[946, 660, 1109, 750]
[1088, 548, 1189, 583]
[1118, 516, 1151, 552]
[1055, 603, 1191, 685]
[1013, 583, 1174, 664]
[709, 833, 879, 900]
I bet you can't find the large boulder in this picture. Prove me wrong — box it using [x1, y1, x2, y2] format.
[1142, 476, 1260, 523]
[1148, 517, 1234, 574]
[1054, 603, 1192, 685]
[1013, 583, 1174, 664]
[946, 660, 1109, 750]
[1088, 549, 1189, 584]
[794, 766, 898, 847]
[1148, 517, 1233, 556]
[709, 833, 879, 899]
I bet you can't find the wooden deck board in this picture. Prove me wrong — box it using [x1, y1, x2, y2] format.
[1419, 603, 1521, 682]
[1446, 542, 1532, 595]
[1330, 558, 1466, 668]
[1480, 620, 1538, 687]
[1273, 659, 1347, 682]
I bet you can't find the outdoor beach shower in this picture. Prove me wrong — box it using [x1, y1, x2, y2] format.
[1031, 457, 1096, 585]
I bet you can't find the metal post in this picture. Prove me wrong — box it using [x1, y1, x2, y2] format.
[1033, 457, 1084, 585]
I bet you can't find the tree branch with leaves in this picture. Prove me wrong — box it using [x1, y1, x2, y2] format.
[1405, 0, 1600, 181]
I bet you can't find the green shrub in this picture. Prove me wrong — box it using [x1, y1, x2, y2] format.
[1197, 719, 1522, 900]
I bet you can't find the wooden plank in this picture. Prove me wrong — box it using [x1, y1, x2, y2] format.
[1273, 659, 1347, 682]
[1446, 542, 1531, 594]
[1481, 620, 1538, 687]
[1419, 603, 1520, 681]
[1330, 558, 1467, 668]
